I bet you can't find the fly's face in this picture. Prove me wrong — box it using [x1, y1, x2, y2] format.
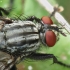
[35, 16, 66, 47]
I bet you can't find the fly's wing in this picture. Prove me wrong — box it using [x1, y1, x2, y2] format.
[0, 51, 15, 70]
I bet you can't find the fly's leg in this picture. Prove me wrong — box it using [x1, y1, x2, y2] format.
[0, 7, 9, 16]
[26, 52, 70, 68]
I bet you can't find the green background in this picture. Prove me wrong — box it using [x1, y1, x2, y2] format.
[0, 0, 70, 70]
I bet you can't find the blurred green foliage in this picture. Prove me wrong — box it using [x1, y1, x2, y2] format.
[0, 0, 70, 70]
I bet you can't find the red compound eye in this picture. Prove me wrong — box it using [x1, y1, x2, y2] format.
[45, 30, 56, 47]
[41, 16, 53, 25]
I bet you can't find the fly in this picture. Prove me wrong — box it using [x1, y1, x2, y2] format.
[0, 1, 70, 70]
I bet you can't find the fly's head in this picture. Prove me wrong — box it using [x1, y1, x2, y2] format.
[38, 16, 66, 47]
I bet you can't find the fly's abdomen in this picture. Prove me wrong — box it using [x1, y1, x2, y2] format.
[0, 21, 40, 54]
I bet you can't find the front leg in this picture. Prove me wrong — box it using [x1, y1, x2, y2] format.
[26, 52, 70, 68]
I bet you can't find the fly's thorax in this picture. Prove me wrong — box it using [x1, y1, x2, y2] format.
[0, 21, 40, 55]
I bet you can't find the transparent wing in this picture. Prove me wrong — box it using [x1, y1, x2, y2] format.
[0, 51, 15, 70]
